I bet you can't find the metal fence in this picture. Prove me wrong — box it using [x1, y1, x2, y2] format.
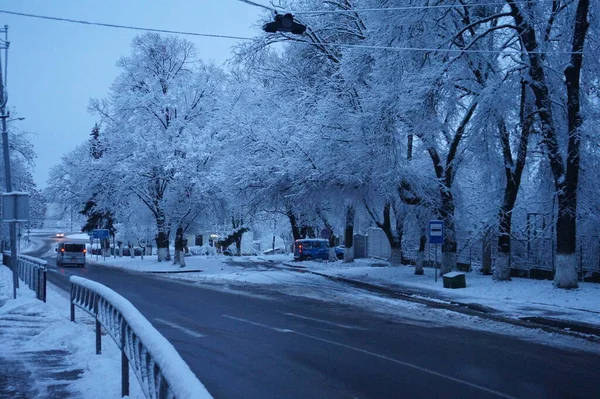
[444, 234, 600, 275]
[70, 276, 210, 399]
[362, 228, 600, 277]
[580, 236, 600, 275]
[2, 252, 47, 302]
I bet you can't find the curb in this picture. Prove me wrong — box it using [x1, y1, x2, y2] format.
[280, 264, 600, 342]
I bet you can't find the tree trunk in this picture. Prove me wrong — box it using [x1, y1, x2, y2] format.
[156, 231, 169, 262]
[494, 83, 533, 280]
[364, 201, 406, 266]
[415, 235, 426, 275]
[386, 204, 405, 266]
[287, 209, 302, 241]
[387, 221, 404, 266]
[508, 0, 589, 289]
[495, 211, 513, 281]
[390, 244, 403, 266]
[481, 229, 492, 276]
[235, 234, 242, 256]
[495, 252, 511, 281]
[439, 191, 457, 275]
[344, 205, 355, 263]
[553, 0, 589, 288]
[173, 226, 184, 266]
[103, 238, 110, 257]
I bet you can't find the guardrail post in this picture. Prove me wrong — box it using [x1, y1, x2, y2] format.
[94, 295, 101, 355]
[121, 317, 129, 397]
[34, 266, 39, 300]
[42, 269, 46, 303]
[70, 285, 75, 322]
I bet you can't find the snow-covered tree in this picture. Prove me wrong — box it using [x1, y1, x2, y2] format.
[90, 33, 224, 261]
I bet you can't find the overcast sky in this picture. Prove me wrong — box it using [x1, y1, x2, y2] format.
[0, 0, 265, 189]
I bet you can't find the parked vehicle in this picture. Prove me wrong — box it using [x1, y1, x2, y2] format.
[335, 245, 345, 260]
[293, 238, 330, 261]
[56, 242, 86, 267]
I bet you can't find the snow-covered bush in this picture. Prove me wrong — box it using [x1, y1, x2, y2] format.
[187, 245, 217, 256]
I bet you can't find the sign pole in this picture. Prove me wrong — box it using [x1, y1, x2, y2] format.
[428, 220, 444, 283]
[435, 245, 438, 282]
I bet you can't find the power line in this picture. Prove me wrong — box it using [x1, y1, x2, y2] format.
[235, 0, 274, 12]
[0, 9, 253, 41]
[0, 8, 582, 56]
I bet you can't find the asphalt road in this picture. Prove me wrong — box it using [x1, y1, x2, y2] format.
[31, 235, 600, 399]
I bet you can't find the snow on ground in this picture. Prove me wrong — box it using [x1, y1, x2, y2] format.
[296, 259, 600, 324]
[0, 266, 144, 398]
[85, 253, 600, 354]
[2, 242, 600, 399]
[88, 253, 600, 322]
[88, 255, 600, 346]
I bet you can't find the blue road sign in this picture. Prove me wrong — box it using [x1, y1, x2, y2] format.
[92, 229, 110, 239]
[428, 220, 444, 245]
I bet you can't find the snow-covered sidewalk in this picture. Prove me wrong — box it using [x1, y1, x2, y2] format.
[0, 265, 146, 398]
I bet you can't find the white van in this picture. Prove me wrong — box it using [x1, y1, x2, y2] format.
[56, 242, 86, 267]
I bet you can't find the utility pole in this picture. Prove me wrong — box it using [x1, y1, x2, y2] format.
[0, 25, 18, 299]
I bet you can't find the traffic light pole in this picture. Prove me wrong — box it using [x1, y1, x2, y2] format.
[0, 25, 18, 299]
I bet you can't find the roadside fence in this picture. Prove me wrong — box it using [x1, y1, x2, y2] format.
[2, 252, 47, 302]
[70, 276, 211, 399]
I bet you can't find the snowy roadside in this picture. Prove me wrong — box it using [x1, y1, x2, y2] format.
[291, 258, 600, 325]
[0, 265, 146, 398]
[86, 253, 600, 352]
[88, 253, 600, 324]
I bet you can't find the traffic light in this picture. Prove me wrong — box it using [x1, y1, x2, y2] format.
[263, 13, 306, 35]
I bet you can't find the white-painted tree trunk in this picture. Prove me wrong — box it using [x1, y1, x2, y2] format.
[440, 251, 456, 275]
[493, 253, 511, 281]
[390, 247, 402, 266]
[415, 252, 424, 275]
[343, 246, 354, 263]
[554, 254, 578, 289]
[158, 247, 168, 262]
[178, 251, 186, 267]
[329, 247, 336, 262]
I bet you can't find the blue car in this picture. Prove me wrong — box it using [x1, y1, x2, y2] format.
[335, 245, 345, 260]
[293, 239, 330, 261]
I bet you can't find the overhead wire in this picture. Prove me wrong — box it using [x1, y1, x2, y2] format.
[0, 8, 584, 55]
[235, 0, 275, 12]
[0, 9, 252, 41]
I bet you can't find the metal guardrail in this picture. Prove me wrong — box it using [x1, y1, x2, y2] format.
[2, 252, 46, 302]
[69, 276, 211, 399]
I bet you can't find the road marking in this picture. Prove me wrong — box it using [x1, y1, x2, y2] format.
[223, 315, 289, 331]
[223, 314, 517, 399]
[154, 318, 206, 338]
[280, 312, 369, 330]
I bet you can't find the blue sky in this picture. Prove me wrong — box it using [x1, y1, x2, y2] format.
[0, 0, 265, 188]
